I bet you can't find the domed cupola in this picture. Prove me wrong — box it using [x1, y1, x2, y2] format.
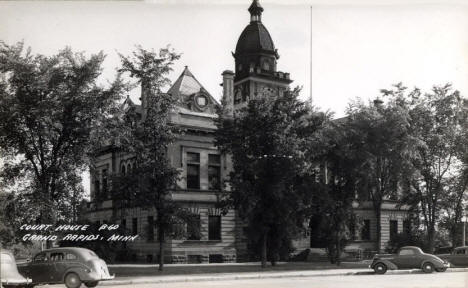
[233, 0, 280, 82]
[225, 0, 291, 110]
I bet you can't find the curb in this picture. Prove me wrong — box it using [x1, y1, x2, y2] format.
[100, 267, 468, 286]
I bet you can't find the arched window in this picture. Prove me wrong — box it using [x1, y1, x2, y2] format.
[128, 164, 132, 173]
[121, 165, 126, 175]
[263, 61, 270, 71]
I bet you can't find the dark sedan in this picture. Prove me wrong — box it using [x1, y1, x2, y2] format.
[17, 247, 114, 288]
[438, 246, 468, 267]
[370, 246, 449, 274]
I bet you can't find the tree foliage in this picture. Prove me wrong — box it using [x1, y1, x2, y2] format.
[304, 118, 362, 264]
[343, 85, 418, 252]
[215, 88, 327, 267]
[400, 84, 467, 251]
[0, 42, 126, 246]
[112, 46, 195, 270]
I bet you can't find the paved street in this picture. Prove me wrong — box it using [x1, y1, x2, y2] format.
[100, 271, 467, 288]
[42, 270, 468, 288]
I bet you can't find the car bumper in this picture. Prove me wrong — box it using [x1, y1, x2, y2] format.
[100, 274, 115, 281]
[1, 278, 32, 285]
[84, 272, 115, 281]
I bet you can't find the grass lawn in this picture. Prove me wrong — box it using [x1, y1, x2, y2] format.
[109, 261, 370, 277]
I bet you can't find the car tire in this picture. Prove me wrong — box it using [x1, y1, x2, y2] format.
[374, 263, 387, 274]
[64, 272, 82, 288]
[85, 281, 99, 287]
[422, 262, 435, 273]
[435, 268, 447, 272]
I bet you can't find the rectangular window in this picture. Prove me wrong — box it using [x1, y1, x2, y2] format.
[209, 254, 223, 263]
[94, 180, 100, 199]
[208, 215, 221, 240]
[361, 219, 371, 240]
[121, 219, 126, 232]
[187, 152, 200, 189]
[390, 220, 398, 241]
[208, 154, 221, 190]
[187, 215, 201, 240]
[102, 169, 108, 198]
[147, 216, 154, 242]
[403, 219, 411, 235]
[132, 218, 138, 235]
[349, 222, 356, 241]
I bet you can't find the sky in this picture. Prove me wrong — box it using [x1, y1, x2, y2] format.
[1, 0, 467, 195]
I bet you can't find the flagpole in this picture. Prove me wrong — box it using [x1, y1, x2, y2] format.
[310, 5, 313, 107]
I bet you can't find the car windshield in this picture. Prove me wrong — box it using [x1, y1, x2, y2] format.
[0, 253, 14, 264]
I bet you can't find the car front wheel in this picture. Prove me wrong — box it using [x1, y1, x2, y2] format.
[85, 281, 99, 287]
[422, 262, 434, 273]
[64, 272, 82, 288]
[374, 263, 387, 274]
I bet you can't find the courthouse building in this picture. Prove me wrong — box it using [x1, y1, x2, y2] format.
[84, 0, 409, 263]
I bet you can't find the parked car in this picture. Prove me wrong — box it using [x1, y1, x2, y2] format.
[0, 249, 31, 288]
[434, 246, 453, 255]
[438, 246, 468, 267]
[17, 247, 114, 288]
[370, 246, 450, 274]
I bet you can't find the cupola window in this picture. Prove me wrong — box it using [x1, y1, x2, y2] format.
[196, 95, 207, 107]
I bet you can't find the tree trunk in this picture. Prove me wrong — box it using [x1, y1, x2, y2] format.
[158, 228, 164, 271]
[261, 232, 267, 268]
[427, 223, 435, 253]
[375, 206, 382, 253]
[336, 238, 341, 266]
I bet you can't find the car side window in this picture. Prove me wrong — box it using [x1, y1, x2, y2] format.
[34, 253, 48, 262]
[456, 249, 465, 255]
[50, 252, 64, 261]
[65, 253, 77, 260]
[399, 249, 414, 256]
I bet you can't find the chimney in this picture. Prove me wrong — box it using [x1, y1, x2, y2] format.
[140, 79, 151, 120]
[373, 97, 384, 107]
[222, 70, 235, 117]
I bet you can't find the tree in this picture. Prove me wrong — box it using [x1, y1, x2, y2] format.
[304, 118, 360, 264]
[114, 46, 189, 271]
[0, 42, 125, 245]
[402, 84, 467, 252]
[345, 86, 417, 253]
[215, 88, 324, 267]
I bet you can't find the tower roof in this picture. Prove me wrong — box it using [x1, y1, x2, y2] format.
[248, 0, 264, 16]
[167, 66, 220, 112]
[168, 66, 206, 98]
[235, 0, 276, 57]
[235, 22, 275, 55]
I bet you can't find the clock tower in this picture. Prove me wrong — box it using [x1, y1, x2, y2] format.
[230, 0, 292, 109]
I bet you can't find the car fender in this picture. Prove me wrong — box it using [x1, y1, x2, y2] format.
[62, 264, 93, 282]
[420, 259, 446, 269]
[373, 259, 398, 270]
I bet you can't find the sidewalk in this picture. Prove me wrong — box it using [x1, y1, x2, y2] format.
[101, 266, 468, 286]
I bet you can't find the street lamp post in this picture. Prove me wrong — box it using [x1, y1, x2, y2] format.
[462, 211, 467, 246]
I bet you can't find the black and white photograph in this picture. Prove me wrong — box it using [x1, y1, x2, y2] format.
[0, 0, 467, 287]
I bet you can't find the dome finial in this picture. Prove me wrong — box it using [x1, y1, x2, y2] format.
[248, 0, 264, 22]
